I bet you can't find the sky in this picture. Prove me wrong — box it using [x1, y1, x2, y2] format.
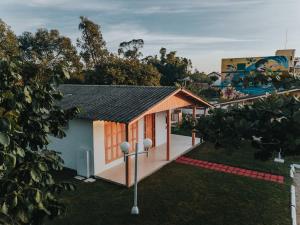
[0, 0, 300, 72]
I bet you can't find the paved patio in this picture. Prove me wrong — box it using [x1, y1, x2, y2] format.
[96, 134, 200, 186]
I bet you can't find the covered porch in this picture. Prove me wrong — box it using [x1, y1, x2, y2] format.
[95, 88, 212, 187]
[96, 134, 200, 186]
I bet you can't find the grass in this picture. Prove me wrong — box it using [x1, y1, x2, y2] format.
[47, 142, 295, 225]
[186, 141, 300, 177]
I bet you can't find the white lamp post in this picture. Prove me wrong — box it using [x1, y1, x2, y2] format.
[120, 138, 152, 215]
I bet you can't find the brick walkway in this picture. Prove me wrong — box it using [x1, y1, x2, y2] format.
[176, 156, 284, 184]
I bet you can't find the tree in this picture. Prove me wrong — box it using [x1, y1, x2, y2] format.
[0, 20, 19, 59]
[0, 35, 78, 225]
[85, 55, 161, 86]
[197, 94, 300, 160]
[190, 70, 211, 84]
[18, 29, 83, 83]
[145, 48, 192, 86]
[118, 39, 144, 59]
[77, 16, 109, 70]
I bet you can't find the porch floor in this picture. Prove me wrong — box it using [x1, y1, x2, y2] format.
[96, 134, 200, 186]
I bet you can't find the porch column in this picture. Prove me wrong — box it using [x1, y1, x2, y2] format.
[166, 110, 171, 161]
[192, 106, 196, 146]
[125, 124, 131, 187]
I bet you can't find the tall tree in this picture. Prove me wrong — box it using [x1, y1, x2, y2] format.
[18, 29, 83, 83]
[0, 19, 19, 59]
[0, 20, 79, 224]
[118, 39, 144, 59]
[145, 47, 192, 86]
[77, 16, 108, 70]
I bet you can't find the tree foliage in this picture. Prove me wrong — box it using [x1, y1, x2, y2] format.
[18, 29, 83, 83]
[85, 55, 161, 86]
[118, 39, 144, 59]
[197, 94, 300, 160]
[145, 47, 192, 86]
[0, 21, 78, 224]
[0, 20, 19, 59]
[77, 16, 109, 70]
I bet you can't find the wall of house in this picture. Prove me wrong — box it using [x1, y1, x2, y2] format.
[92, 118, 145, 175]
[53, 114, 169, 176]
[155, 111, 167, 146]
[137, 117, 145, 151]
[48, 119, 93, 177]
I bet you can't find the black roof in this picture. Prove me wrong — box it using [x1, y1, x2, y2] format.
[58, 84, 178, 123]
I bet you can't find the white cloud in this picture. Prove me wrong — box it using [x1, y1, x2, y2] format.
[134, 0, 265, 14]
[0, 0, 122, 11]
[104, 22, 257, 50]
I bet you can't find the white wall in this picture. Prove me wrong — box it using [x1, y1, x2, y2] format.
[48, 119, 93, 176]
[49, 115, 167, 176]
[155, 111, 167, 146]
[137, 117, 144, 151]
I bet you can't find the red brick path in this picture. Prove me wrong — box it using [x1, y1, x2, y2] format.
[176, 156, 284, 184]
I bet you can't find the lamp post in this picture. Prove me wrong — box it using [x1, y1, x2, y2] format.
[120, 138, 152, 215]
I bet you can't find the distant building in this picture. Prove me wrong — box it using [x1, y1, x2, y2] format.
[207, 72, 222, 86]
[294, 57, 300, 75]
[221, 49, 299, 84]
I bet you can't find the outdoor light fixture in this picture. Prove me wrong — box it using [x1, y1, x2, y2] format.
[143, 138, 152, 149]
[143, 138, 152, 157]
[120, 141, 130, 161]
[120, 138, 152, 215]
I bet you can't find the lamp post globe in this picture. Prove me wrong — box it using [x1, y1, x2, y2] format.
[120, 141, 130, 154]
[143, 138, 152, 149]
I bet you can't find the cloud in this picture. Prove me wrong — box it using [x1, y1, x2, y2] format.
[134, 0, 265, 14]
[104, 22, 258, 51]
[0, 0, 122, 12]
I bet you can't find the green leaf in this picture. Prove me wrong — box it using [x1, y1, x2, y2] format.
[38, 162, 48, 171]
[16, 147, 25, 158]
[0, 132, 10, 147]
[38, 202, 51, 215]
[34, 190, 42, 203]
[0, 202, 8, 215]
[0, 118, 11, 132]
[6, 153, 16, 168]
[295, 139, 300, 146]
[30, 169, 41, 183]
[24, 86, 32, 103]
[17, 208, 28, 224]
[12, 195, 18, 208]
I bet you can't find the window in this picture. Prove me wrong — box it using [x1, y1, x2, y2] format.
[104, 122, 126, 164]
[104, 121, 138, 164]
[144, 114, 155, 144]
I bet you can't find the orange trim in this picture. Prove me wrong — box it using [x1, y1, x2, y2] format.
[128, 88, 212, 125]
[166, 110, 171, 161]
[180, 88, 214, 108]
[125, 124, 130, 187]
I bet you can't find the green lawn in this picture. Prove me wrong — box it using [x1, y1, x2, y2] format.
[187, 141, 300, 177]
[47, 143, 294, 225]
